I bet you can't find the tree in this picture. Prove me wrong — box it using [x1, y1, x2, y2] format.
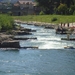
[60, 0, 74, 7]
[35, 0, 54, 14]
[57, 4, 68, 15]
[69, 5, 75, 14]
[35, 0, 75, 15]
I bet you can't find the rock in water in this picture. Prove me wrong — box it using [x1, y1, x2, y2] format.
[0, 41, 20, 48]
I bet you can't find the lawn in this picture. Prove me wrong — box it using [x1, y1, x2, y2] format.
[13, 15, 75, 24]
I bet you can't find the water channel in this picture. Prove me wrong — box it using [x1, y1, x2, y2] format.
[0, 23, 75, 75]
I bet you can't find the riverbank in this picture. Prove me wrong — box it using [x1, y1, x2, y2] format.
[0, 23, 35, 49]
[15, 20, 75, 36]
[15, 20, 75, 29]
[14, 20, 57, 29]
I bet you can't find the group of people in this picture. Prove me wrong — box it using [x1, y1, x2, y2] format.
[56, 23, 70, 34]
[56, 22, 75, 34]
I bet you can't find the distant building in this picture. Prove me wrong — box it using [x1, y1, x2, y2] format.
[0, 0, 41, 15]
[17, 0, 35, 15]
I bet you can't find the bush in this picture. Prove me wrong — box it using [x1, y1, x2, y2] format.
[51, 17, 58, 22]
[57, 4, 68, 15]
[39, 11, 45, 15]
[0, 14, 14, 31]
[73, 11, 75, 15]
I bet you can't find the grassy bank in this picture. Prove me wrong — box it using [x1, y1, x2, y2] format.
[0, 14, 14, 31]
[13, 15, 75, 24]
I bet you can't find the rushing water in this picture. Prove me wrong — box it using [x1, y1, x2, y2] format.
[0, 23, 75, 75]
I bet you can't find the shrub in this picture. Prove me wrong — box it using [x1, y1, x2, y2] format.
[39, 11, 45, 15]
[57, 4, 68, 15]
[51, 17, 58, 22]
[0, 14, 14, 31]
[73, 11, 75, 15]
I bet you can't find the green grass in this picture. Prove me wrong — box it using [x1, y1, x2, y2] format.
[0, 14, 14, 31]
[13, 15, 75, 24]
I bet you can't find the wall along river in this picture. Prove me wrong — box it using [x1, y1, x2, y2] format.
[0, 23, 75, 75]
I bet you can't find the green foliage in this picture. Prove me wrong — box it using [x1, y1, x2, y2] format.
[39, 11, 45, 15]
[7, 11, 12, 16]
[35, 0, 74, 15]
[0, 14, 14, 31]
[60, 0, 74, 7]
[51, 17, 58, 22]
[57, 4, 68, 15]
[73, 11, 75, 15]
[35, 0, 55, 14]
[69, 5, 75, 15]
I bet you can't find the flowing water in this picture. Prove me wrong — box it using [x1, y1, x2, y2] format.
[0, 23, 75, 75]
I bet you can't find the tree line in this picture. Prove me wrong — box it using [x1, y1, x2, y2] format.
[35, 0, 75, 15]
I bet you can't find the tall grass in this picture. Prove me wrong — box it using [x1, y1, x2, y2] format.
[0, 14, 14, 31]
[13, 15, 75, 24]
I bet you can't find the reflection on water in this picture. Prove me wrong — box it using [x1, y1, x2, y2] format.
[0, 23, 75, 75]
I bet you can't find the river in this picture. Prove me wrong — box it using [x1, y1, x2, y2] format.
[0, 23, 75, 75]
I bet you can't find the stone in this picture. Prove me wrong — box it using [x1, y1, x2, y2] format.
[0, 41, 20, 48]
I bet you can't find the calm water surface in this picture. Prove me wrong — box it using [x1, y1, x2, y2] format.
[0, 23, 75, 75]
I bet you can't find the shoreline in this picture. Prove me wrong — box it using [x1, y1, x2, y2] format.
[14, 20, 75, 27]
[14, 20, 56, 26]
[15, 19, 75, 35]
